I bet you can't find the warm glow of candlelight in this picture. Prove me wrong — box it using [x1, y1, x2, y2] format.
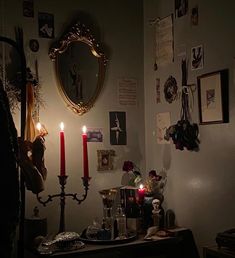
[60, 122, 64, 131]
[139, 184, 144, 190]
[82, 125, 87, 134]
[36, 122, 42, 131]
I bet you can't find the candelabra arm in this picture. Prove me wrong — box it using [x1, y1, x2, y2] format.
[36, 193, 61, 206]
[66, 177, 90, 204]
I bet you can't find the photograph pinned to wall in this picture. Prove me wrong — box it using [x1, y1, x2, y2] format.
[197, 69, 229, 124]
[23, 0, 34, 17]
[191, 45, 203, 70]
[109, 111, 126, 145]
[97, 150, 115, 171]
[191, 5, 199, 26]
[87, 128, 103, 143]
[156, 78, 161, 103]
[118, 78, 137, 106]
[175, 0, 188, 18]
[156, 112, 171, 144]
[38, 12, 54, 38]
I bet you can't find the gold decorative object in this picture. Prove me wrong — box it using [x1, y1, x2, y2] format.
[49, 20, 107, 115]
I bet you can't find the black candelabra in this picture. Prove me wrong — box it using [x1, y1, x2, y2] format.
[37, 175, 90, 233]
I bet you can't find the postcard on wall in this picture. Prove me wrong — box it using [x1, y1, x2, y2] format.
[38, 12, 54, 38]
[156, 112, 171, 144]
[118, 78, 137, 106]
[156, 78, 161, 104]
[87, 128, 103, 142]
[175, 0, 188, 18]
[191, 45, 203, 70]
[23, 0, 34, 17]
[155, 14, 174, 67]
[109, 111, 126, 145]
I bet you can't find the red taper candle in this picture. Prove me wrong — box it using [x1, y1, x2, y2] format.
[60, 122, 66, 176]
[82, 126, 89, 178]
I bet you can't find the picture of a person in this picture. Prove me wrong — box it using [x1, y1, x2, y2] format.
[111, 113, 122, 144]
[69, 64, 83, 101]
[109, 112, 126, 145]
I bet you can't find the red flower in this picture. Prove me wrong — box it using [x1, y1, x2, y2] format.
[122, 161, 134, 172]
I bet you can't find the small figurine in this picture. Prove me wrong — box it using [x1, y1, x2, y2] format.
[152, 199, 161, 227]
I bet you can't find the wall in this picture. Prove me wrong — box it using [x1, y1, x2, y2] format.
[144, 0, 235, 256]
[1, 0, 144, 235]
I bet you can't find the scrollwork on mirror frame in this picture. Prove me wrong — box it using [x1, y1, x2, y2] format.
[49, 21, 107, 115]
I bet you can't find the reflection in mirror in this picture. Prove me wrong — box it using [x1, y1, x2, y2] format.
[49, 21, 107, 115]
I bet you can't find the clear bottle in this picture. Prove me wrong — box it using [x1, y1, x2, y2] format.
[115, 204, 127, 239]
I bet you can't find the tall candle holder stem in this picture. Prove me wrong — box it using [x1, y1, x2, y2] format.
[36, 175, 91, 232]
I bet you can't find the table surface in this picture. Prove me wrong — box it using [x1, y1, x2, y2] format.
[203, 245, 235, 258]
[26, 227, 199, 258]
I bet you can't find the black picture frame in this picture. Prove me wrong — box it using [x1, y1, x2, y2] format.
[197, 69, 229, 125]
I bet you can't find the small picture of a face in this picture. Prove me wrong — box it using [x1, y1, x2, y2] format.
[101, 154, 109, 166]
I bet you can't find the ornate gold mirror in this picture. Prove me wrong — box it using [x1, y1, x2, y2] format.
[49, 21, 107, 115]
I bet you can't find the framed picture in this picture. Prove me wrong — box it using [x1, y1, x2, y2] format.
[97, 150, 115, 171]
[197, 69, 229, 124]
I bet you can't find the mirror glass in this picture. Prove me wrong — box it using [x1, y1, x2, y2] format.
[57, 42, 99, 105]
[49, 21, 107, 115]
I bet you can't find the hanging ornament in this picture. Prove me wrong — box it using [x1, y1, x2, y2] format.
[164, 59, 200, 151]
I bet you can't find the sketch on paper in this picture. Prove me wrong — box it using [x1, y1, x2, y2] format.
[156, 112, 171, 144]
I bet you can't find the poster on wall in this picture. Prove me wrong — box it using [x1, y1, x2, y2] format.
[155, 14, 174, 68]
[191, 45, 203, 70]
[38, 12, 54, 38]
[109, 111, 126, 145]
[156, 112, 171, 144]
[118, 78, 137, 106]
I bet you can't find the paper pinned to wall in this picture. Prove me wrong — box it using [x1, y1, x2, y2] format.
[118, 78, 137, 106]
[156, 112, 171, 144]
[155, 14, 174, 67]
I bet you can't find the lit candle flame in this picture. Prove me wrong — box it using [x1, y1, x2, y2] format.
[60, 122, 64, 131]
[139, 184, 144, 190]
[82, 125, 87, 134]
[36, 122, 41, 131]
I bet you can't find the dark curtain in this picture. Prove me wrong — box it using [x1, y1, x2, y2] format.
[0, 81, 20, 258]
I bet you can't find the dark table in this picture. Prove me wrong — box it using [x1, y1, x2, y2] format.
[25, 228, 199, 258]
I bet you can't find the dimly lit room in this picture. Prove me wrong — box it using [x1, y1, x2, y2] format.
[0, 0, 235, 258]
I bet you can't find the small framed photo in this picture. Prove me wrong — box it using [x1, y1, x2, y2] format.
[197, 69, 229, 124]
[38, 12, 54, 38]
[97, 150, 115, 171]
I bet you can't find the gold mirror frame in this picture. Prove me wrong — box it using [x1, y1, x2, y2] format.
[49, 21, 107, 115]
